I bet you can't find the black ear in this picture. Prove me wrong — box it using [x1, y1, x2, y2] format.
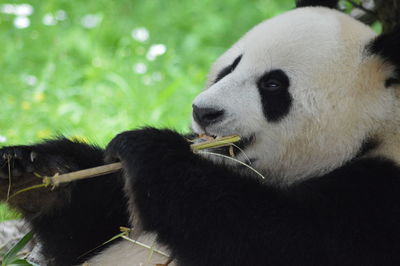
[368, 26, 400, 69]
[367, 26, 400, 87]
[296, 0, 339, 8]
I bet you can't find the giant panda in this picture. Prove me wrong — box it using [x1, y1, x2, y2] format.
[1, 0, 400, 265]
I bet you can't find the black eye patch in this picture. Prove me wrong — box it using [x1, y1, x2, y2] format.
[257, 69, 292, 122]
[214, 55, 242, 83]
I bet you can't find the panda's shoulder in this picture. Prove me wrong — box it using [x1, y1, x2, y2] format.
[301, 156, 400, 195]
[332, 157, 400, 180]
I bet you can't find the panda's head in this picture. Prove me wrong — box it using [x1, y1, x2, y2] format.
[192, 1, 400, 185]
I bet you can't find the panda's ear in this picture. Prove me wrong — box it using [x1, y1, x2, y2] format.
[367, 26, 400, 87]
[296, 0, 339, 8]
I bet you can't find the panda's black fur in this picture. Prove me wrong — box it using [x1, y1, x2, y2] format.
[1, 1, 400, 265]
[0, 139, 130, 264]
[367, 26, 400, 87]
[295, 0, 339, 8]
[105, 129, 400, 266]
[214, 54, 242, 84]
[257, 70, 292, 122]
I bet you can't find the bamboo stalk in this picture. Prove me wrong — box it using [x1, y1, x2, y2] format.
[43, 135, 241, 187]
[190, 135, 241, 151]
[42, 162, 123, 187]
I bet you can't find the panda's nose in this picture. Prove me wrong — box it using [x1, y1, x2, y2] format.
[192, 105, 225, 128]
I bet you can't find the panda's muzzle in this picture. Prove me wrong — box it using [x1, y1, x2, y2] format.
[192, 105, 225, 129]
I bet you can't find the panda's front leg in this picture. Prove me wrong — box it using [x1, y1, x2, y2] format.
[105, 128, 271, 265]
[105, 128, 196, 231]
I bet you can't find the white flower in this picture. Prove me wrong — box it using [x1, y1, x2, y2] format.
[1, 4, 15, 14]
[1, 4, 33, 16]
[146, 44, 167, 61]
[81, 14, 102, 29]
[14, 16, 30, 29]
[131, 27, 149, 42]
[55, 10, 67, 21]
[43, 13, 57, 26]
[23, 74, 38, 86]
[15, 4, 33, 16]
[0, 135, 7, 143]
[133, 63, 147, 74]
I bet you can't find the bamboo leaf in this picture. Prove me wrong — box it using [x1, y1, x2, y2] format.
[8, 259, 33, 266]
[2, 231, 33, 266]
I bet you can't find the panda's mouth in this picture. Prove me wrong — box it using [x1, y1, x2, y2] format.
[236, 134, 255, 150]
[208, 134, 255, 157]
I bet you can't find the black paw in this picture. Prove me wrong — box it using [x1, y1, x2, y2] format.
[0, 146, 35, 179]
[105, 128, 191, 167]
[0, 145, 75, 181]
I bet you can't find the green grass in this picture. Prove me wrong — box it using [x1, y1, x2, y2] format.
[0, 0, 293, 221]
[0, 205, 20, 221]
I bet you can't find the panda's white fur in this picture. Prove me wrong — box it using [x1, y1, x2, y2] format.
[87, 6, 400, 265]
[193, 7, 399, 185]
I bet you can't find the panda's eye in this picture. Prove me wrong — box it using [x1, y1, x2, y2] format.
[258, 79, 282, 92]
[257, 69, 292, 122]
[257, 70, 289, 92]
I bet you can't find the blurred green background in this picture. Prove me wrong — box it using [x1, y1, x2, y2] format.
[1, 0, 295, 146]
[0, 0, 295, 220]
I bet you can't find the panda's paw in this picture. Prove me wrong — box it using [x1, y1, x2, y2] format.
[0, 145, 77, 213]
[105, 128, 192, 168]
[0, 145, 74, 181]
[105, 128, 193, 225]
[0, 146, 36, 180]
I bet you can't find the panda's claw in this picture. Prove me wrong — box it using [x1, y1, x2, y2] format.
[30, 151, 37, 162]
[0, 146, 37, 180]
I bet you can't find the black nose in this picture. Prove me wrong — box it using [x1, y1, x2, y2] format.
[192, 105, 225, 128]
